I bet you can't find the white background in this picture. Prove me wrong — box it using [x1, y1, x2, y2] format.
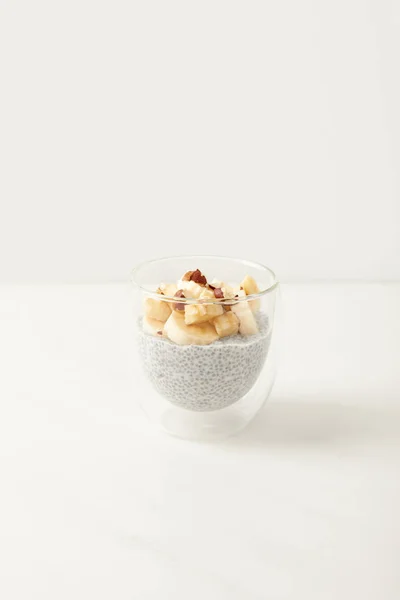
[1, 4, 400, 598]
[1, 0, 399, 283]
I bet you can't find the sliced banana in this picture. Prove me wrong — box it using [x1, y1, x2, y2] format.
[164, 311, 219, 345]
[231, 290, 259, 335]
[159, 282, 178, 297]
[223, 284, 236, 299]
[177, 279, 204, 298]
[200, 288, 224, 316]
[147, 270, 262, 341]
[241, 275, 259, 295]
[213, 311, 239, 338]
[200, 288, 215, 299]
[144, 297, 172, 322]
[241, 274, 261, 312]
[185, 303, 209, 325]
[184, 288, 224, 325]
[210, 279, 235, 299]
[210, 278, 223, 287]
[143, 316, 165, 337]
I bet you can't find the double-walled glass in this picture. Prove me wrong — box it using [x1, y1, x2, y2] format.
[131, 256, 278, 441]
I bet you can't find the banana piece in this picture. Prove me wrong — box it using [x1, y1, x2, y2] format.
[199, 288, 225, 314]
[159, 283, 178, 297]
[200, 288, 216, 299]
[185, 302, 209, 325]
[210, 282, 236, 311]
[223, 284, 236, 299]
[210, 279, 235, 299]
[184, 288, 224, 325]
[241, 274, 261, 312]
[210, 278, 223, 287]
[144, 297, 171, 322]
[231, 290, 259, 335]
[177, 279, 204, 298]
[164, 311, 219, 345]
[241, 275, 259, 295]
[213, 312, 239, 338]
[143, 316, 165, 337]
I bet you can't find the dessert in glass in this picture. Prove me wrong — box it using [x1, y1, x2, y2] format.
[131, 256, 278, 441]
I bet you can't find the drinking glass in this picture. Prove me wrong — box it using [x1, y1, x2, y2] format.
[131, 256, 279, 441]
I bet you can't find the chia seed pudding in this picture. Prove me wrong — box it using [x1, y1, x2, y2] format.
[138, 313, 271, 412]
[136, 267, 271, 412]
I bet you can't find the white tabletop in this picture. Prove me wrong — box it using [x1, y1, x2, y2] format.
[0, 283, 399, 600]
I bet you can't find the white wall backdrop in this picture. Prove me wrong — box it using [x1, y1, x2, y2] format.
[0, 0, 399, 283]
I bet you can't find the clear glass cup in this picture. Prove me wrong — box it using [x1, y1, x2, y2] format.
[131, 256, 279, 441]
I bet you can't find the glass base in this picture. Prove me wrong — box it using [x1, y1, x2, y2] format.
[132, 255, 280, 441]
[138, 359, 276, 442]
[161, 406, 254, 442]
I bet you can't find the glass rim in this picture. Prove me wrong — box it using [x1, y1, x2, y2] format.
[130, 255, 279, 305]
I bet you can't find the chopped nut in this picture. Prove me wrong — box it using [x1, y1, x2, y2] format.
[213, 287, 224, 299]
[190, 269, 207, 285]
[174, 304, 185, 311]
[173, 289, 186, 311]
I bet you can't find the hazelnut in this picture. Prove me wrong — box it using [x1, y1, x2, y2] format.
[173, 289, 186, 311]
[190, 269, 207, 285]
